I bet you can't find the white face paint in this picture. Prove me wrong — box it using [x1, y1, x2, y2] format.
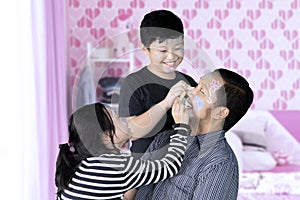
[207, 79, 222, 104]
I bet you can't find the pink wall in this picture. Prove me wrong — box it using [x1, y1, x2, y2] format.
[66, 0, 300, 110]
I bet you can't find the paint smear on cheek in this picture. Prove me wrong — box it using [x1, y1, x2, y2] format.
[193, 96, 204, 111]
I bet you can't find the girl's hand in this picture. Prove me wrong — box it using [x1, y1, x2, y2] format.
[172, 98, 189, 125]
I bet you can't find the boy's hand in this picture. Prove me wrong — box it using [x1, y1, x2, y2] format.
[162, 81, 189, 110]
[172, 98, 189, 124]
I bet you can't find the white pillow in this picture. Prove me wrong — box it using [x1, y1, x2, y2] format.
[231, 117, 267, 148]
[226, 131, 243, 175]
[265, 120, 300, 165]
[242, 147, 277, 171]
[231, 110, 300, 167]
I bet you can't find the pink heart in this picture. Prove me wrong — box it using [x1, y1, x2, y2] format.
[291, 0, 300, 9]
[228, 39, 242, 49]
[259, 0, 273, 9]
[197, 39, 210, 49]
[248, 50, 262, 61]
[70, 57, 77, 67]
[216, 50, 230, 60]
[110, 17, 118, 28]
[239, 18, 253, 29]
[77, 16, 92, 28]
[279, 50, 294, 61]
[90, 28, 105, 39]
[247, 10, 261, 20]
[192, 58, 207, 69]
[185, 49, 198, 59]
[260, 79, 275, 89]
[97, 0, 112, 8]
[252, 30, 266, 41]
[220, 29, 234, 40]
[163, 0, 177, 8]
[98, 37, 114, 48]
[224, 59, 238, 69]
[281, 90, 295, 101]
[260, 39, 274, 49]
[207, 18, 221, 29]
[268, 70, 283, 81]
[273, 99, 287, 110]
[292, 79, 300, 89]
[182, 19, 189, 29]
[118, 9, 133, 21]
[195, 0, 209, 9]
[183, 9, 197, 20]
[271, 19, 286, 29]
[85, 8, 100, 19]
[284, 30, 298, 41]
[127, 29, 138, 43]
[215, 10, 229, 20]
[227, 0, 241, 9]
[237, 69, 251, 78]
[256, 59, 270, 69]
[134, 57, 142, 68]
[279, 10, 293, 21]
[130, 0, 144, 8]
[187, 29, 202, 39]
[69, 0, 80, 7]
[255, 90, 263, 100]
[70, 36, 81, 47]
[171, 0, 177, 8]
[288, 59, 300, 69]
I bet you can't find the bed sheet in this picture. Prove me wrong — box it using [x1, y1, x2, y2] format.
[234, 111, 300, 199]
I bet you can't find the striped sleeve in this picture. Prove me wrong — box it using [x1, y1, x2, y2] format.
[124, 128, 188, 189]
[61, 126, 189, 199]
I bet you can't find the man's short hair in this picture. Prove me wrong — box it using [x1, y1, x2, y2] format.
[214, 68, 254, 132]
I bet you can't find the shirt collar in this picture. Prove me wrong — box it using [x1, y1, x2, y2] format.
[188, 130, 225, 150]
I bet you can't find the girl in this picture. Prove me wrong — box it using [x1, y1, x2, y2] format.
[55, 101, 191, 199]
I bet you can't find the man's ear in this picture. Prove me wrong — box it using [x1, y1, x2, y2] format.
[212, 106, 229, 120]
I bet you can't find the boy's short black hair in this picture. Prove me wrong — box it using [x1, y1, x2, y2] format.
[140, 10, 184, 48]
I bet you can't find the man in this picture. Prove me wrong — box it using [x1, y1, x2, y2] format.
[135, 68, 254, 200]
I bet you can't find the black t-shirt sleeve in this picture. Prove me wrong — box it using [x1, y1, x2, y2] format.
[182, 73, 198, 87]
[118, 76, 145, 117]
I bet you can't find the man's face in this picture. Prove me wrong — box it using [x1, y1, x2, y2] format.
[188, 72, 223, 120]
[144, 36, 184, 75]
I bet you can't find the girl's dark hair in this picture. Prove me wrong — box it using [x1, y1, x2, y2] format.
[55, 103, 117, 198]
[213, 68, 254, 132]
[140, 10, 184, 48]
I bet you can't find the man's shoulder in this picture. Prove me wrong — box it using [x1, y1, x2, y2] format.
[147, 130, 175, 151]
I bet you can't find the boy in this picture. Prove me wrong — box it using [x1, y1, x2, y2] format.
[118, 10, 197, 159]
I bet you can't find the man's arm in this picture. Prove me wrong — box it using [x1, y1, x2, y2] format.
[192, 161, 239, 200]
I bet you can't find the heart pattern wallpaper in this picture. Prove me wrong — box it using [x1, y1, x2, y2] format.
[67, 0, 300, 110]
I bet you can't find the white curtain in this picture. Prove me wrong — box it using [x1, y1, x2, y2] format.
[0, 0, 67, 199]
[0, 0, 40, 199]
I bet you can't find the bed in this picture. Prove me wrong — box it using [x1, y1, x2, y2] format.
[226, 110, 300, 199]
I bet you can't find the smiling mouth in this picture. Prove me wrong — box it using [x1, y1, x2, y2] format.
[163, 61, 177, 67]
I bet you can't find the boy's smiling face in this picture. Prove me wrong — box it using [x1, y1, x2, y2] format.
[143, 36, 184, 78]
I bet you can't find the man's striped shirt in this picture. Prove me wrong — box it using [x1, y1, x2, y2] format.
[136, 130, 239, 200]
